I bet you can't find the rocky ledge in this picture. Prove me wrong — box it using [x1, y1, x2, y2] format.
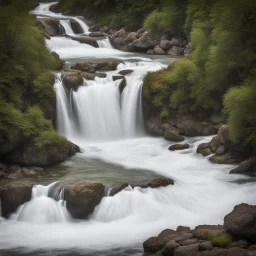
[143, 203, 256, 256]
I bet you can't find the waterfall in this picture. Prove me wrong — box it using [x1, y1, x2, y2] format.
[55, 71, 146, 141]
[97, 38, 113, 48]
[72, 17, 89, 34]
[10, 182, 70, 223]
[60, 19, 75, 36]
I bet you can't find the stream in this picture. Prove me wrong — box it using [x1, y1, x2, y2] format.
[0, 2, 255, 256]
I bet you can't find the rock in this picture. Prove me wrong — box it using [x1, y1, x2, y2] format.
[146, 49, 154, 54]
[229, 157, 256, 176]
[148, 177, 174, 188]
[167, 46, 184, 56]
[177, 226, 191, 233]
[63, 73, 83, 91]
[146, 117, 164, 136]
[197, 143, 212, 156]
[113, 77, 126, 93]
[71, 62, 95, 73]
[71, 61, 120, 73]
[112, 36, 125, 47]
[109, 183, 129, 196]
[209, 136, 220, 152]
[101, 26, 109, 33]
[82, 72, 107, 80]
[182, 238, 199, 246]
[33, 167, 44, 172]
[89, 31, 105, 37]
[210, 153, 239, 164]
[184, 44, 192, 57]
[7, 171, 23, 180]
[3, 139, 71, 167]
[164, 129, 185, 142]
[0, 163, 8, 178]
[224, 203, 256, 240]
[0, 184, 33, 217]
[125, 32, 139, 43]
[8, 164, 22, 173]
[210, 113, 226, 125]
[169, 144, 189, 151]
[114, 29, 126, 38]
[51, 52, 65, 70]
[70, 36, 99, 47]
[70, 19, 83, 34]
[160, 40, 173, 50]
[129, 30, 160, 52]
[174, 243, 200, 256]
[38, 18, 62, 37]
[193, 225, 225, 240]
[118, 70, 133, 76]
[215, 145, 226, 155]
[143, 229, 176, 253]
[153, 45, 166, 55]
[200, 241, 213, 251]
[68, 141, 80, 156]
[65, 182, 105, 219]
[226, 247, 248, 256]
[218, 125, 229, 145]
[170, 37, 182, 46]
[162, 240, 180, 256]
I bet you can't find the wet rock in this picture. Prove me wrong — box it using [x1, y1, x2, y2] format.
[224, 204, 256, 240]
[22, 167, 37, 176]
[71, 61, 120, 73]
[89, 31, 105, 37]
[129, 30, 161, 52]
[68, 141, 81, 156]
[210, 153, 239, 164]
[197, 143, 212, 156]
[146, 117, 164, 136]
[109, 183, 129, 196]
[118, 70, 133, 76]
[65, 182, 105, 219]
[70, 19, 83, 34]
[82, 72, 107, 80]
[162, 240, 180, 255]
[63, 73, 83, 91]
[229, 157, 256, 176]
[169, 144, 189, 151]
[0, 183, 33, 217]
[71, 62, 95, 73]
[148, 177, 174, 188]
[38, 18, 62, 37]
[112, 76, 126, 93]
[174, 243, 200, 256]
[153, 45, 166, 55]
[70, 36, 99, 47]
[164, 129, 185, 142]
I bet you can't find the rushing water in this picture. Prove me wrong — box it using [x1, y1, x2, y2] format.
[0, 3, 255, 256]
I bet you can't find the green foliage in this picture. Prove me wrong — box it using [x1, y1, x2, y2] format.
[207, 233, 236, 248]
[0, 1, 67, 150]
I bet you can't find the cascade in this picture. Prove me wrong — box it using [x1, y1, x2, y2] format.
[72, 17, 89, 34]
[10, 182, 70, 223]
[97, 38, 113, 48]
[60, 19, 75, 36]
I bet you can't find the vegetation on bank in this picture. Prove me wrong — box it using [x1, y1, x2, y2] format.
[143, 0, 256, 147]
[0, 0, 68, 154]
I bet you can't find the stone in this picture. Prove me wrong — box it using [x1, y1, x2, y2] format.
[167, 46, 184, 56]
[229, 157, 256, 176]
[38, 18, 62, 37]
[63, 73, 83, 91]
[145, 117, 164, 136]
[160, 40, 173, 50]
[153, 45, 166, 55]
[65, 182, 105, 219]
[197, 143, 212, 156]
[70, 19, 83, 34]
[22, 168, 37, 176]
[210, 153, 238, 164]
[200, 241, 213, 251]
[182, 238, 199, 246]
[68, 141, 80, 156]
[224, 203, 256, 240]
[193, 225, 225, 240]
[125, 32, 139, 43]
[177, 226, 191, 233]
[119, 70, 133, 76]
[109, 183, 129, 196]
[82, 72, 107, 80]
[218, 125, 229, 145]
[0, 184, 33, 217]
[169, 144, 189, 151]
[164, 129, 185, 142]
[162, 240, 180, 256]
[174, 243, 200, 256]
[146, 49, 154, 54]
[215, 145, 226, 155]
[148, 177, 174, 188]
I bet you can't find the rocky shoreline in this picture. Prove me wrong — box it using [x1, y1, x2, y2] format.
[142, 204, 256, 256]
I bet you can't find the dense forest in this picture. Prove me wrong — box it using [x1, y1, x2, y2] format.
[0, 0, 68, 157]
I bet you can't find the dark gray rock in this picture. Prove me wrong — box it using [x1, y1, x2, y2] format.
[169, 144, 189, 151]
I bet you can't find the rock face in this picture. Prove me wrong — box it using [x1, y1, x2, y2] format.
[0, 184, 33, 217]
[62, 73, 83, 91]
[68, 141, 81, 156]
[38, 18, 62, 37]
[229, 157, 256, 176]
[3, 140, 79, 167]
[65, 182, 105, 219]
[224, 204, 256, 241]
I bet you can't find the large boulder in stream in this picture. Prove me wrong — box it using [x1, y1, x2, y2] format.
[71, 61, 120, 73]
[37, 18, 62, 37]
[0, 183, 33, 217]
[62, 73, 84, 91]
[65, 182, 105, 219]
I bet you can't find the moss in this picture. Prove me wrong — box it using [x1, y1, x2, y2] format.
[207, 233, 237, 248]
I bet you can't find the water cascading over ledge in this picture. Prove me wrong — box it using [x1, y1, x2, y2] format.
[55, 66, 146, 142]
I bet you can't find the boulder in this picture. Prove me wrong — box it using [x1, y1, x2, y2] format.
[148, 177, 174, 188]
[112, 76, 126, 93]
[193, 225, 225, 240]
[125, 32, 139, 43]
[174, 244, 200, 256]
[170, 37, 182, 46]
[229, 157, 256, 176]
[0, 163, 8, 178]
[162, 240, 180, 256]
[68, 141, 80, 156]
[2, 139, 74, 167]
[146, 117, 164, 136]
[164, 129, 185, 142]
[71, 62, 95, 73]
[224, 204, 256, 240]
[153, 45, 166, 55]
[218, 124, 229, 145]
[169, 144, 189, 151]
[71, 61, 119, 73]
[129, 30, 160, 52]
[109, 183, 129, 196]
[167, 46, 184, 56]
[38, 18, 62, 37]
[63, 73, 83, 91]
[89, 31, 105, 37]
[209, 153, 239, 164]
[0, 183, 33, 217]
[197, 143, 212, 156]
[70, 19, 83, 34]
[82, 72, 106, 80]
[146, 49, 154, 54]
[22, 167, 37, 176]
[118, 70, 133, 76]
[65, 182, 105, 219]
[160, 40, 173, 50]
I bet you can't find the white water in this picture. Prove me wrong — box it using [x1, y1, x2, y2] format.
[72, 17, 89, 34]
[0, 2, 255, 255]
[97, 38, 113, 48]
[10, 182, 70, 224]
[60, 19, 75, 36]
